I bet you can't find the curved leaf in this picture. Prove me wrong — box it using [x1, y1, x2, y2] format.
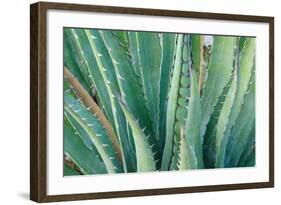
[215, 68, 237, 167]
[135, 32, 162, 139]
[225, 70, 255, 167]
[100, 31, 161, 168]
[200, 36, 236, 138]
[162, 34, 184, 170]
[184, 66, 204, 168]
[158, 33, 177, 149]
[118, 98, 157, 172]
[64, 121, 107, 174]
[64, 93, 122, 173]
[218, 38, 255, 167]
[64, 29, 115, 128]
[202, 77, 233, 168]
[84, 30, 136, 172]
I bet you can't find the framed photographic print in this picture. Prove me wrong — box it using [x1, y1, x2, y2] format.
[30, 1, 274, 202]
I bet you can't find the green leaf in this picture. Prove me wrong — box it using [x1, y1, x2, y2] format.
[64, 29, 115, 127]
[64, 36, 91, 92]
[65, 28, 137, 172]
[178, 128, 196, 170]
[215, 68, 237, 167]
[218, 38, 255, 167]
[178, 130, 193, 170]
[184, 66, 204, 168]
[64, 93, 122, 173]
[158, 33, 177, 149]
[162, 34, 184, 170]
[118, 98, 157, 172]
[178, 64, 204, 170]
[100, 31, 161, 168]
[64, 29, 94, 93]
[65, 111, 95, 151]
[135, 32, 162, 140]
[64, 121, 107, 174]
[200, 36, 236, 138]
[163, 35, 198, 170]
[225, 71, 255, 167]
[203, 78, 233, 168]
[84, 29, 137, 172]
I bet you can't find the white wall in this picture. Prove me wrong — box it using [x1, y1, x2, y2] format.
[0, 0, 279, 204]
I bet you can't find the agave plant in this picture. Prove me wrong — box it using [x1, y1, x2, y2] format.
[63, 28, 255, 175]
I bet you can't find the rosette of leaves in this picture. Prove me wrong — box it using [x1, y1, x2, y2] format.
[63, 28, 255, 175]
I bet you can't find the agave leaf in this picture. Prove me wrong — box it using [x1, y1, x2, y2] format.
[99, 30, 154, 136]
[162, 34, 184, 170]
[64, 29, 116, 128]
[64, 36, 91, 92]
[225, 37, 255, 137]
[217, 38, 255, 167]
[64, 121, 107, 174]
[64, 163, 81, 176]
[178, 62, 204, 169]
[178, 128, 196, 170]
[64, 67, 123, 158]
[162, 35, 196, 170]
[64, 96, 114, 164]
[158, 33, 177, 149]
[118, 98, 157, 172]
[203, 77, 233, 168]
[184, 65, 204, 168]
[64, 93, 122, 173]
[213, 36, 239, 168]
[84, 29, 137, 172]
[200, 36, 236, 138]
[215, 68, 237, 167]
[65, 111, 95, 151]
[84, 30, 120, 92]
[170, 35, 201, 170]
[134, 32, 162, 140]
[225, 71, 255, 167]
[100, 31, 161, 168]
[64, 29, 94, 92]
[64, 76, 94, 152]
[65, 29, 137, 172]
